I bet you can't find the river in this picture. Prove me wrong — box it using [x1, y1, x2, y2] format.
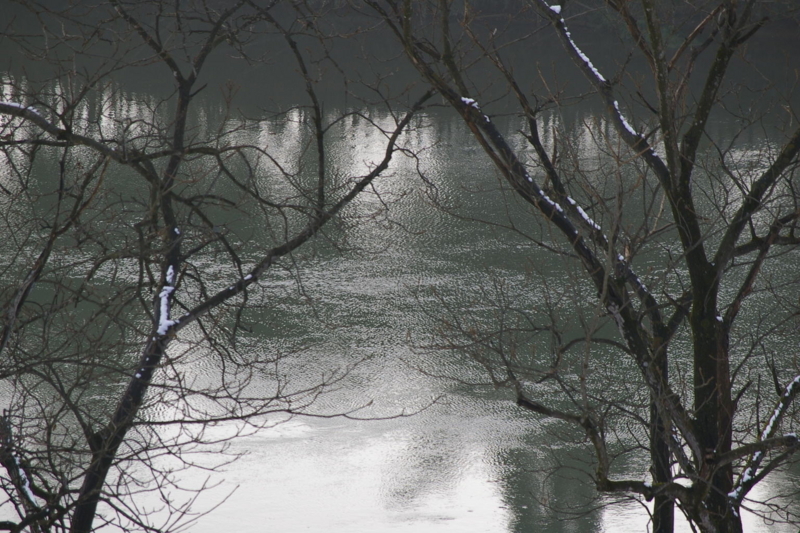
[1, 6, 799, 531]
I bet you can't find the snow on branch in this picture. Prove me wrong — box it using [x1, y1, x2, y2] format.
[0, 416, 40, 512]
[729, 373, 800, 504]
[536, 7, 646, 141]
[460, 96, 491, 123]
[14, 455, 38, 507]
[0, 101, 123, 161]
[565, 196, 601, 231]
[538, 3, 607, 84]
[461, 97, 480, 109]
[0, 101, 45, 120]
[535, 1, 671, 187]
[613, 100, 640, 138]
[156, 265, 178, 337]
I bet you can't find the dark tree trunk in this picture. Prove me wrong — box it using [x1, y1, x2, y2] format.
[651, 393, 674, 533]
[691, 274, 740, 533]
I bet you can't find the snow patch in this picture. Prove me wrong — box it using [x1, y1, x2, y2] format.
[614, 101, 639, 137]
[0, 101, 44, 120]
[461, 97, 480, 109]
[540, 192, 563, 213]
[731, 376, 800, 503]
[566, 196, 601, 230]
[15, 456, 37, 505]
[562, 25, 606, 83]
[760, 375, 800, 440]
[157, 286, 176, 335]
[157, 265, 178, 336]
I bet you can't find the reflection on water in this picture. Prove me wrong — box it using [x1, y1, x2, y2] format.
[191, 416, 512, 533]
[2, 72, 798, 532]
[170, 104, 798, 532]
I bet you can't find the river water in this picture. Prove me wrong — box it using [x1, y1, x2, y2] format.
[1, 89, 797, 533]
[141, 105, 798, 532]
[2, 14, 800, 532]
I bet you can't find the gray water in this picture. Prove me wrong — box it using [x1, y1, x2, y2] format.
[134, 108, 797, 532]
[2, 66, 799, 533]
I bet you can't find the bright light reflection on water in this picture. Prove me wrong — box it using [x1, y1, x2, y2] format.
[191, 417, 512, 532]
[163, 411, 799, 533]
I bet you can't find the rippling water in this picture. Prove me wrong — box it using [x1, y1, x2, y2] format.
[138, 107, 797, 532]
[2, 71, 798, 531]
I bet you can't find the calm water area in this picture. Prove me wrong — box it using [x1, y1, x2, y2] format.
[2, 10, 800, 532]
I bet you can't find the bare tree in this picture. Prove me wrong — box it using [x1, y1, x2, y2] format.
[365, 1, 800, 531]
[0, 1, 430, 531]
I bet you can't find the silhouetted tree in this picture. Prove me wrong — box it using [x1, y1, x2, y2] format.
[366, 1, 800, 531]
[0, 2, 430, 531]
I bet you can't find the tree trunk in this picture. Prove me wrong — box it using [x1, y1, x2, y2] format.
[651, 398, 674, 533]
[691, 274, 740, 533]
